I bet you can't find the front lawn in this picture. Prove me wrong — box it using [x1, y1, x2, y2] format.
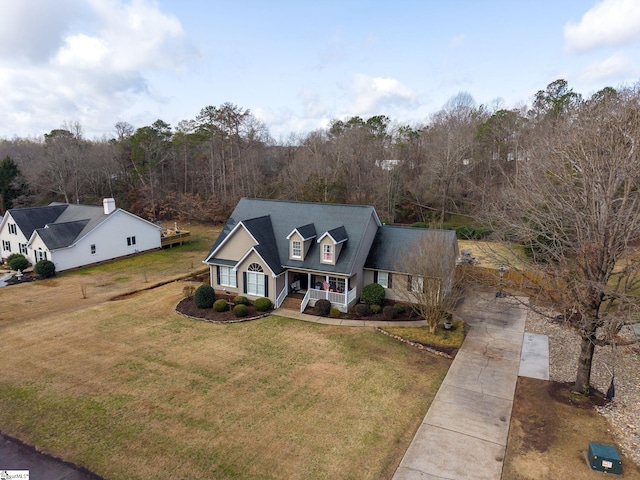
[0, 281, 451, 479]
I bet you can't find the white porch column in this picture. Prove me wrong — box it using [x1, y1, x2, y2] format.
[325, 275, 330, 299]
[344, 277, 349, 308]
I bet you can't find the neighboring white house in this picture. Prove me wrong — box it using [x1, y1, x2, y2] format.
[0, 198, 161, 272]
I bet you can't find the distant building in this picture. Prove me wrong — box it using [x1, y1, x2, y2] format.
[0, 198, 161, 271]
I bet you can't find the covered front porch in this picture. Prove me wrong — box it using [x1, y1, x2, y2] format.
[275, 270, 357, 313]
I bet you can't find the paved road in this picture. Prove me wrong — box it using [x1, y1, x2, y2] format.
[393, 293, 529, 480]
[0, 434, 102, 480]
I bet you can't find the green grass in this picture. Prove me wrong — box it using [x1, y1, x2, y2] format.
[382, 320, 465, 349]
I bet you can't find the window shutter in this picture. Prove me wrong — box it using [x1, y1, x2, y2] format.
[243, 272, 247, 294]
[216, 266, 220, 285]
[407, 275, 412, 290]
[373, 271, 378, 283]
[388, 273, 392, 289]
[264, 275, 269, 297]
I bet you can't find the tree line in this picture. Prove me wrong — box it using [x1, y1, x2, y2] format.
[0, 80, 601, 225]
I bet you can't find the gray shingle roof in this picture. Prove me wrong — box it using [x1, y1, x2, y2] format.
[8, 203, 109, 249]
[206, 198, 380, 275]
[292, 223, 316, 240]
[9, 205, 67, 239]
[35, 220, 90, 249]
[365, 225, 458, 272]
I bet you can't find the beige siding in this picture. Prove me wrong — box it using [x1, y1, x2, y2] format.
[236, 251, 275, 301]
[215, 226, 256, 261]
[289, 232, 303, 260]
[319, 236, 336, 265]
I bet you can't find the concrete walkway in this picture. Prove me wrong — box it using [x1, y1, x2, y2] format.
[392, 294, 528, 480]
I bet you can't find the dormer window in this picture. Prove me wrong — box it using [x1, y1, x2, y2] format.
[323, 244, 333, 262]
[292, 240, 302, 259]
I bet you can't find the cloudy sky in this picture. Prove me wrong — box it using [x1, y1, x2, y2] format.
[1, 0, 639, 141]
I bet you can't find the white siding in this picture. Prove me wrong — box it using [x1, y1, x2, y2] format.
[45, 210, 161, 272]
[0, 213, 29, 262]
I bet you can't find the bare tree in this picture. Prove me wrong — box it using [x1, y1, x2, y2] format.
[394, 230, 460, 333]
[489, 84, 640, 395]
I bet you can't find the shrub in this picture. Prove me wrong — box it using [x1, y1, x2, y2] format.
[233, 295, 249, 305]
[383, 305, 397, 320]
[213, 299, 228, 312]
[34, 260, 55, 278]
[370, 304, 381, 314]
[393, 303, 406, 314]
[253, 297, 272, 312]
[329, 308, 342, 318]
[361, 283, 385, 306]
[6, 253, 23, 264]
[411, 222, 427, 228]
[354, 303, 370, 317]
[7, 254, 29, 272]
[314, 299, 331, 316]
[194, 284, 216, 309]
[456, 224, 493, 240]
[233, 304, 248, 317]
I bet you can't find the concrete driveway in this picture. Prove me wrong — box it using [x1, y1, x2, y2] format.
[393, 293, 528, 480]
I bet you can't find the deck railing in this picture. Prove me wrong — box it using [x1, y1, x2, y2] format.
[300, 290, 311, 313]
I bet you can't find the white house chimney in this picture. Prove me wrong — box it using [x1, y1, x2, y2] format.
[103, 197, 116, 215]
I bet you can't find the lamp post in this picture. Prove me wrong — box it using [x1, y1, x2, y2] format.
[496, 265, 507, 298]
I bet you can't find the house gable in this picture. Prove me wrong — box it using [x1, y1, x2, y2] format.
[210, 223, 258, 262]
[286, 223, 316, 261]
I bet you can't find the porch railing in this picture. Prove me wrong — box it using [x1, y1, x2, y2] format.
[275, 285, 288, 309]
[300, 290, 311, 313]
[346, 287, 357, 305]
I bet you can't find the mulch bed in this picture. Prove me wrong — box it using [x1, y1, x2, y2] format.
[176, 297, 265, 323]
[303, 301, 422, 322]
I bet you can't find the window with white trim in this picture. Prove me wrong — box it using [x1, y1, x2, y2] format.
[36, 249, 47, 261]
[2, 240, 10, 252]
[91, 244, 96, 255]
[327, 276, 345, 293]
[8, 223, 17, 234]
[246, 263, 265, 296]
[322, 244, 333, 262]
[411, 275, 424, 293]
[19, 243, 27, 255]
[377, 271, 389, 288]
[219, 266, 236, 287]
[291, 240, 302, 259]
[127, 236, 136, 246]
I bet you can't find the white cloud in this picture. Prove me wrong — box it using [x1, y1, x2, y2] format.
[576, 52, 632, 82]
[349, 74, 418, 116]
[0, 0, 195, 138]
[565, 0, 640, 52]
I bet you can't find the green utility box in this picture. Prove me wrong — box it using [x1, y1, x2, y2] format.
[588, 442, 622, 475]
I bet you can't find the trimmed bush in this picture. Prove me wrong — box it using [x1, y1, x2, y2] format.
[393, 303, 406, 314]
[253, 297, 272, 312]
[370, 304, 381, 314]
[6, 253, 24, 264]
[314, 299, 331, 316]
[7, 254, 29, 272]
[355, 303, 370, 317]
[194, 284, 216, 309]
[233, 295, 249, 305]
[361, 282, 385, 306]
[34, 259, 55, 278]
[383, 305, 397, 320]
[233, 304, 248, 317]
[329, 308, 342, 318]
[213, 299, 228, 312]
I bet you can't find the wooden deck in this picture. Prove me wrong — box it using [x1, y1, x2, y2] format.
[161, 230, 191, 248]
